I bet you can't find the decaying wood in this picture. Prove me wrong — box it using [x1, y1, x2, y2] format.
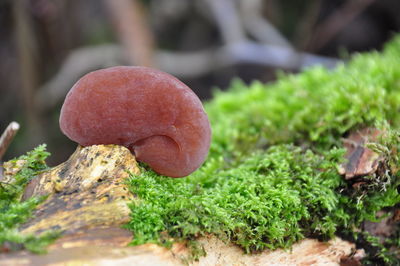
[20, 144, 140, 235]
[2, 157, 26, 185]
[0, 234, 356, 266]
[0, 144, 358, 265]
[191, 235, 355, 266]
[339, 128, 383, 180]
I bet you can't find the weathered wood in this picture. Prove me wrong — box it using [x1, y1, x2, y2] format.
[20, 144, 140, 235]
[0, 234, 355, 266]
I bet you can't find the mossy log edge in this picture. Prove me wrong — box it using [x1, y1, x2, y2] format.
[0, 145, 355, 265]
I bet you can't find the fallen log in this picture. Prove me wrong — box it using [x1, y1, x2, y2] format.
[0, 145, 356, 265]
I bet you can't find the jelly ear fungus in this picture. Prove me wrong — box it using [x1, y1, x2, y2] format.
[59, 66, 211, 177]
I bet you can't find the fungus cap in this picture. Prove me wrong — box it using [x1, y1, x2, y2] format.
[59, 66, 211, 177]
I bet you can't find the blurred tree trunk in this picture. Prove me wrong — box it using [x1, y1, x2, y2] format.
[104, 0, 155, 67]
[12, 0, 42, 144]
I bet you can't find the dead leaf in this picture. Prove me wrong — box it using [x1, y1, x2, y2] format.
[339, 128, 384, 180]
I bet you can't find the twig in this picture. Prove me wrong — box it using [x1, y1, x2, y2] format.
[204, 0, 245, 43]
[239, 0, 293, 48]
[36, 44, 125, 110]
[104, 0, 155, 67]
[0, 122, 20, 180]
[293, 0, 322, 50]
[0, 122, 20, 161]
[222, 41, 339, 70]
[306, 0, 376, 52]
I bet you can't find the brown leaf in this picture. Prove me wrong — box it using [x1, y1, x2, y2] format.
[339, 128, 384, 180]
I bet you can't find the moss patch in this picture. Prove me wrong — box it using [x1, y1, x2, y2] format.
[0, 145, 59, 253]
[127, 145, 346, 251]
[126, 36, 400, 262]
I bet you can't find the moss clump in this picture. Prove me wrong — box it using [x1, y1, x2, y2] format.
[126, 35, 400, 261]
[206, 41, 400, 160]
[128, 145, 346, 252]
[0, 145, 59, 253]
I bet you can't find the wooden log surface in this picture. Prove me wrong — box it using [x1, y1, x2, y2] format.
[0, 145, 357, 265]
[0, 233, 355, 266]
[21, 145, 140, 236]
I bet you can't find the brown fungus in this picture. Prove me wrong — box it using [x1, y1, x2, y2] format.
[59, 66, 211, 177]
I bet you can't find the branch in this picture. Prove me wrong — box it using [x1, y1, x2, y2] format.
[223, 41, 339, 69]
[306, 0, 376, 51]
[0, 122, 20, 161]
[204, 0, 245, 43]
[239, 0, 293, 48]
[36, 45, 124, 110]
[104, 0, 155, 67]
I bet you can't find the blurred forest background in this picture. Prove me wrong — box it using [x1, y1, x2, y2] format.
[1, 0, 400, 165]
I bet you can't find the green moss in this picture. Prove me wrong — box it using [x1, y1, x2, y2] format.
[0, 145, 59, 253]
[126, 36, 400, 260]
[127, 146, 346, 252]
